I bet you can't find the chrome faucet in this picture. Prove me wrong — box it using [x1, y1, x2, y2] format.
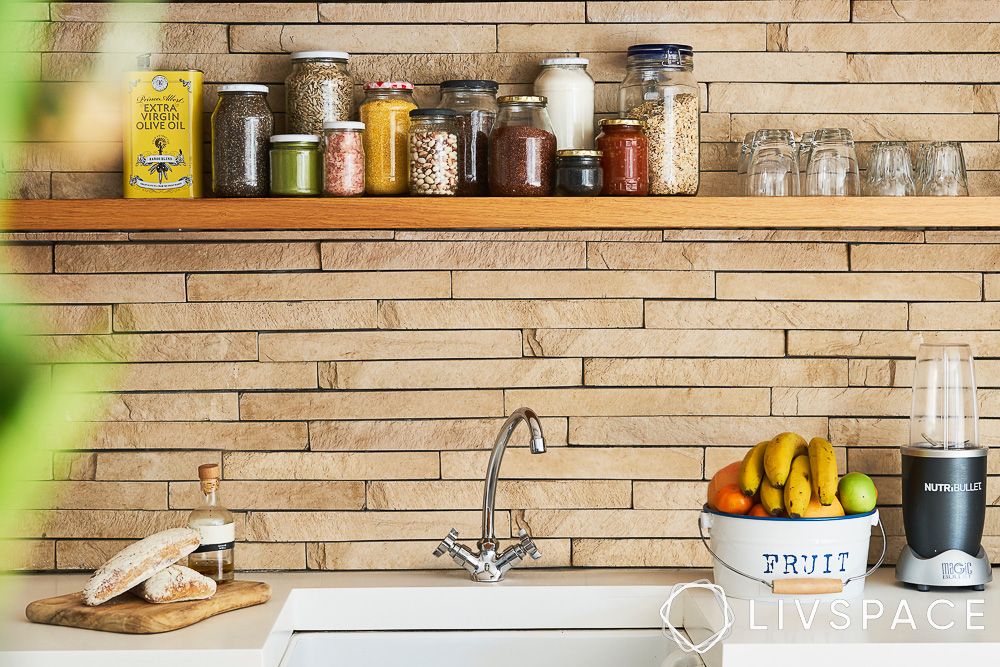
[433, 407, 546, 582]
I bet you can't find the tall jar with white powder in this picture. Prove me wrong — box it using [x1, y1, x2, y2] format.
[533, 57, 594, 150]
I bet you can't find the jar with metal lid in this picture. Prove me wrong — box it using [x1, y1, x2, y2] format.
[555, 149, 603, 196]
[269, 134, 321, 196]
[211, 84, 273, 197]
[285, 51, 353, 135]
[360, 81, 417, 195]
[408, 109, 459, 196]
[439, 80, 498, 196]
[596, 118, 648, 196]
[534, 57, 594, 150]
[322, 121, 365, 197]
[619, 44, 699, 195]
[489, 95, 557, 196]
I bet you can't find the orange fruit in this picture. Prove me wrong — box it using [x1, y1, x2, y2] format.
[714, 484, 754, 515]
[748, 503, 770, 517]
[801, 495, 845, 518]
[707, 461, 741, 510]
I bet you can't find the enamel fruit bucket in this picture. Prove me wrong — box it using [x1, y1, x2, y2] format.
[699, 507, 885, 601]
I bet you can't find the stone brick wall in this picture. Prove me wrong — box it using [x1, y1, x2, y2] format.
[6, 0, 1000, 197]
[4, 2, 1000, 572]
[5, 228, 1000, 571]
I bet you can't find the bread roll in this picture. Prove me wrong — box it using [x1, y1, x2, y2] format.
[82, 528, 201, 606]
[133, 565, 217, 603]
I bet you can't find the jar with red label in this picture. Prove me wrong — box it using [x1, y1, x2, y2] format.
[596, 118, 649, 196]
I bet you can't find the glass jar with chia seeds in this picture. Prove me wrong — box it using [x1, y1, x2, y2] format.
[408, 109, 460, 196]
[439, 80, 498, 196]
[285, 51, 353, 135]
[211, 84, 273, 197]
[619, 44, 700, 195]
[322, 121, 365, 197]
[269, 134, 321, 196]
[555, 149, 603, 196]
[488, 95, 557, 196]
[360, 81, 417, 195]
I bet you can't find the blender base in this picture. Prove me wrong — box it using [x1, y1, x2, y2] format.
[895, 545, 992, 590]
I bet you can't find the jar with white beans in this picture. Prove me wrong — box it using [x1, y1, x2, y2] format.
[407, 109, 460, 196]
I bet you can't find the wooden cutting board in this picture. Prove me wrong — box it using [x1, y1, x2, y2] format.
[25, 580, 270, 634]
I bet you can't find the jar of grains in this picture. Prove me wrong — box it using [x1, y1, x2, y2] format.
[619, 44, 699, 195]
[211, 84, 273, 197]
[285, 51, 353, 135]
[439, 80, 498, 196]
[533, 57, 594, 150]
[555, 149, 603, 196]
[360, 81, 417, 195]
[408, 109, 460, 196]
[489, 95, 557, 196]
[596, 118, 649, 196]
[322, 121, 365, 197]
[269, 134, 322, 196]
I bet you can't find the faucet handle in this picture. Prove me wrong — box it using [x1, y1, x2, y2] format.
[517, 528, 542, 560]
[434, 528, 460, 557]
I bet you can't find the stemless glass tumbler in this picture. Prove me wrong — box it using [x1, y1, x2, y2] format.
[917, 141, 969, 196]
[746, 129, 799, 196]
[805, 128, 860, 196]
[864, 141, 915, 196]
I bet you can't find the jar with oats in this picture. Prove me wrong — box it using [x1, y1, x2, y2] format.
[360, 81, 417, 195]
[285, 51, 353, 135]
[619, 44, 700, 195]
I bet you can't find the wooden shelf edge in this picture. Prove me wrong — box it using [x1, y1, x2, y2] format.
[3, 197, 1000, 231]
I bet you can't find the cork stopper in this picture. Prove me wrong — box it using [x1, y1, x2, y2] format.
[198, 463, 220, 480]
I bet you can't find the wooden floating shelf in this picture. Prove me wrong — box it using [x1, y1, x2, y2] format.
[4, 197, 1000, 231]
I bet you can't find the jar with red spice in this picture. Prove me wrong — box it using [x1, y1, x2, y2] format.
[322, 121, 365, 197]
[489, 95, 557, 196]
[596, 118, 648, 196]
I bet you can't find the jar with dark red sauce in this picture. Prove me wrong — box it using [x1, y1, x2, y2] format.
[596, 118, 648, 196]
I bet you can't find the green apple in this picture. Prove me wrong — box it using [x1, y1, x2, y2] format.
[838, 472, 878, 514]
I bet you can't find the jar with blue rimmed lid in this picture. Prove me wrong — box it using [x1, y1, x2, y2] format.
[619, 44, 700, 195]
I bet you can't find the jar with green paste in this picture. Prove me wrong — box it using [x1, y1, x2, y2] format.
[269, 134, 321, 196]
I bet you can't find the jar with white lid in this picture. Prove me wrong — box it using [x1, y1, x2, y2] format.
[533, 57, 594, 150]
[211, 84, 273, 197]
[285, 51, 352, 135]
[269, 134, 321, 196]
[322, 121, 365, 197]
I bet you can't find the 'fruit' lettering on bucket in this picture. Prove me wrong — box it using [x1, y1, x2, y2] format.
[762, 552, 850, 575]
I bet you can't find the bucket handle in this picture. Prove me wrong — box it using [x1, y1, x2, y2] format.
[697, 510, 886, 595]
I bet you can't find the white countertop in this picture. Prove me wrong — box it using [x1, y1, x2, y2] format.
[2, 568, 998, 667]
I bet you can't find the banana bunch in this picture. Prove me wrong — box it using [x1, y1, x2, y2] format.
[737, 432, 839, 517]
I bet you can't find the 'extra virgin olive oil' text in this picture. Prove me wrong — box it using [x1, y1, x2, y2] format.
[123, 55, 203, 198]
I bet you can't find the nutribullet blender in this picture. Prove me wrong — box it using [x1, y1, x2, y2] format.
[896, 344, 992, 591]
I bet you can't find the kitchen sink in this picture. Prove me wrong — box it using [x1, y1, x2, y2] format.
[278, 629, 704, 667]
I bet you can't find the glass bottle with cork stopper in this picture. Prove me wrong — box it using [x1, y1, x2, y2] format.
[187, 463, 235, 583]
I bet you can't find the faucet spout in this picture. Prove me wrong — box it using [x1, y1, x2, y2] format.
[482, 408, 545, 546]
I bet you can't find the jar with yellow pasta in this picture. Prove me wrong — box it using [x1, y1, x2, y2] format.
[359, 81, 417, 195]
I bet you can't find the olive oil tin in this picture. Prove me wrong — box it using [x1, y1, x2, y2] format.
[123, 68, 204, 198]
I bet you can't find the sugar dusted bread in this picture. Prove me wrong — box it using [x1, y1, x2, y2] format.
[132, 565, 216, 603]
[82, 528, 201, 606]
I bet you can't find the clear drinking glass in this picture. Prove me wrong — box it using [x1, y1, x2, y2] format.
[805, 128, 860, 196]
[864, 141, 915, 196]
[736, 131, 753, 195]
[746, 129, 799, 196]
[910, 344, 979, 450]
[796, 130, 815, 195]
[917, 141, 969, 196]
